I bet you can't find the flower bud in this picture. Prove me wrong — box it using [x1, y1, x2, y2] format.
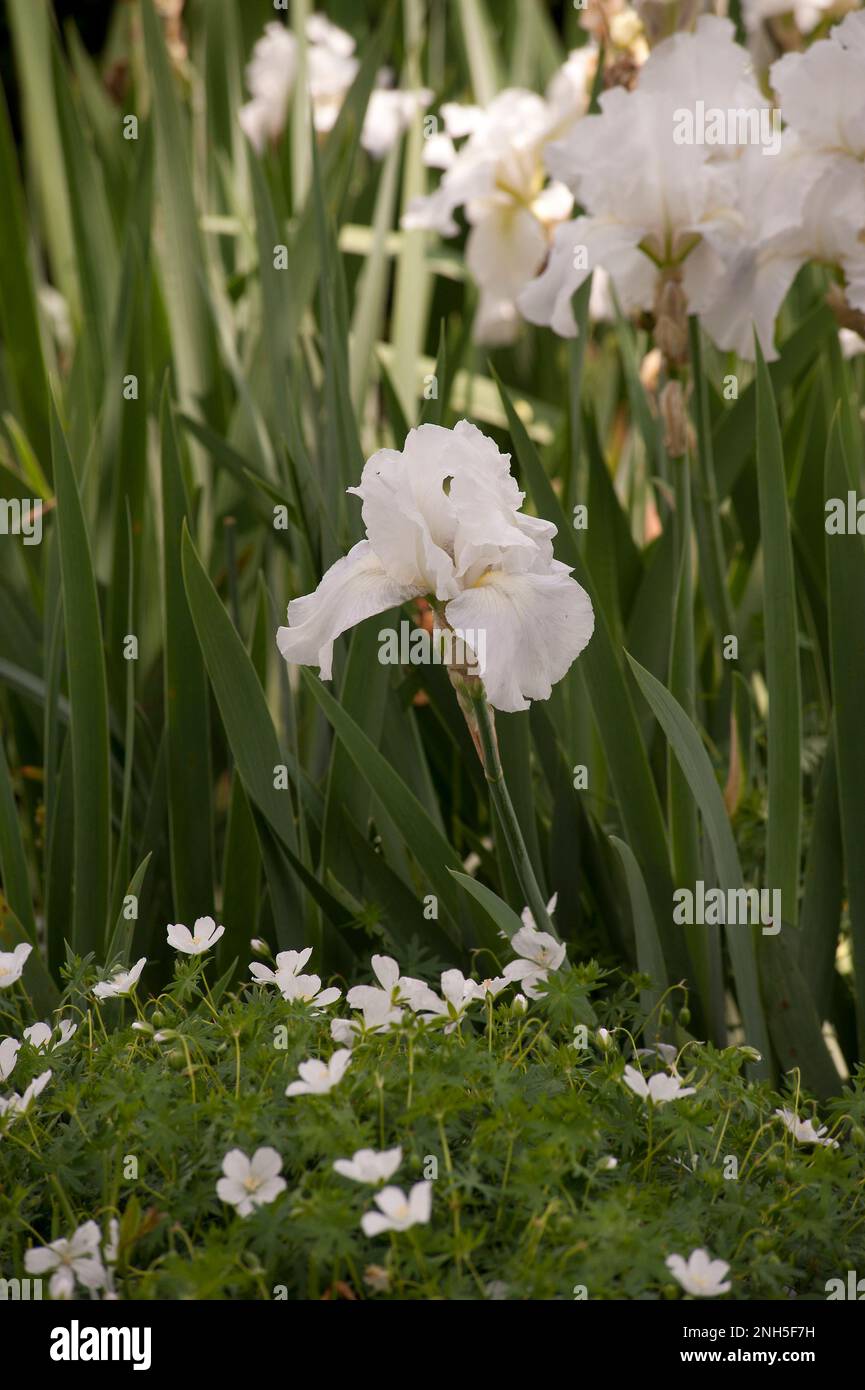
[654, 277, 689, 366]
[659, 380, 691, 459]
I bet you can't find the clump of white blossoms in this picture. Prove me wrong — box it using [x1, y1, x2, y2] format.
[166, 916, 225, 956]
[360, 1181, 433, 1237]
[216, 1147, 287, 1217]
[239, 14, 430, 160]
[519, 16, 781, 360]
[623, 1064, 696, 1105]
[403, 52, 595, 343]
[666, 1248, 732, 1297]
[276, 421, 594, 715]
[775, 1107, 840, 1148]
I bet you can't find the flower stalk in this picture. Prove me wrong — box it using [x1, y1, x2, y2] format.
[450, 669, 556, 940]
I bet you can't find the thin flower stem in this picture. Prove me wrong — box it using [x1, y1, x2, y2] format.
[458, 678, 555, 938]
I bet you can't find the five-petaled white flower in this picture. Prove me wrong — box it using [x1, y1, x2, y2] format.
[346, 954, 437, 1017]
[503, 922, 567, 999]
[333, 1146, 403, 1184]
[419, 969, 482, 1032]
[286, 1049, 352, 1097]
[0, 942, 32, 989]
[276, 421, 594, 714]
[623, 1064, 696, 1105]
[276, 973, 342, 1010]
[250, 946, 314, 987]
[93, 957, 146, 1000]
[216, 1147, 287, 1217]
[360, 1180, 433, 1236]
[250, 946, 341, 1009]
[166, 917, 225, 955]
[666, 1248, 731, 1298]
[25, 1220, 108, 1300]
[775, 1107, 839, 1149]
[23, 1019, 77, 1051]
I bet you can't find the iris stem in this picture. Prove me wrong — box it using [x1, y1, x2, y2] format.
[453, 674, 556, 940]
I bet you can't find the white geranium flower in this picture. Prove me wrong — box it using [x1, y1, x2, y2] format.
[503, 922, 567, 1000]
[276, 972, 341, 1010]
[360, 1180, 433, 1236]
[286, 1049, 352, 1097]
[25, 1220, 107, 1300]
[250, 946, 313, 987]
[623, 1064, 696, 1105]
[333, 1146, 403, 1184]
[276, 421, 594, 714]
[775, 1107, 840, 1148]
[216, 1147, 287, 1217]
[166, 916, 225, 956]
[476, 975, 510, 999]
[0, 942, 32, 989]
[240, 15, 429, 160]
[404, 61, 592, 344]
[93, 957, 146, 1000]
[519, 17, 777, 357]
[347, 954, 437, 1018]
[23, 1019, 77, 1052]
[332, 989, 405, 1047]
[666, 1248, 731, 1297]
[249, 944, 337, 1009]
[0, 1037, 20, 1081]
[419, 969, 482, 1032]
